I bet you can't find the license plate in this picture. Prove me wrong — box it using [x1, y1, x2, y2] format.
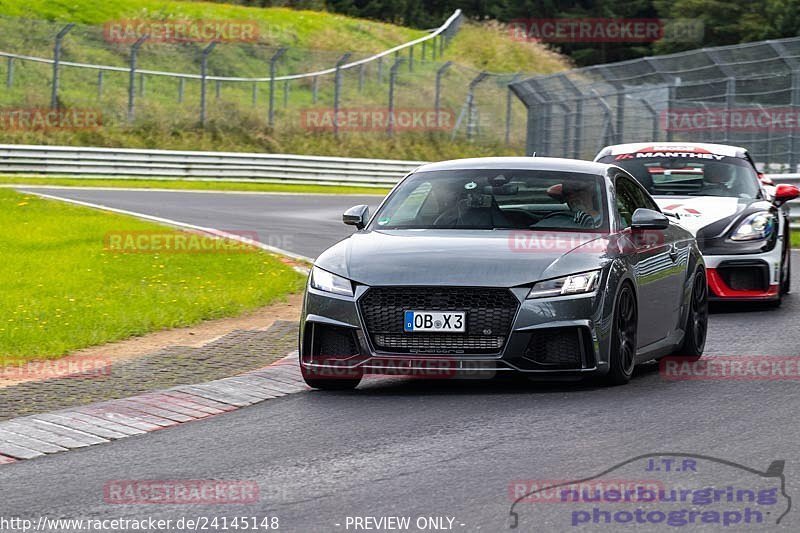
[404, 311, 466, 333]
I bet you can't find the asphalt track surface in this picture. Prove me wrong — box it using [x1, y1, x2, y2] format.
[3, 187, 800, 532]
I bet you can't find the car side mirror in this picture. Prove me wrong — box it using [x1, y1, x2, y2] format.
[774, 184, 799, 207]
[343, 204, 369, 229]
[631, 208, 669, 230]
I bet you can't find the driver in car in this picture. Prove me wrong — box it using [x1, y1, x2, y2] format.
[547, 181, 601, 228]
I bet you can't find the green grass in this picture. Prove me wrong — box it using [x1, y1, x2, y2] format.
[0, 176, 391, 195]
[0, 188, 306, 362]
[792, 231, 799, 248]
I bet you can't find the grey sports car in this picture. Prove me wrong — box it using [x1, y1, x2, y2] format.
[299, 157, 708, 389]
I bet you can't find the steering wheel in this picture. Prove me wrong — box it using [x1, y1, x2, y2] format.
[433, 205, 461, 226]
[534, 212, 575, 223]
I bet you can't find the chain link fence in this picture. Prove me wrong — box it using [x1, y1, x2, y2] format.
[0, 11, 537, 149]
[511, 37, 800, 170]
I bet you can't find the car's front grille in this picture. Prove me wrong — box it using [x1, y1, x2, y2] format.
[358, 287, 519, 354]
[717, 261, 769, 292]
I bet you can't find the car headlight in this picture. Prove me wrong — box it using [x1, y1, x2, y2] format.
[527, 270, 601, 299]
[730, 212, 776, 241]
[310, 266, 354, 297]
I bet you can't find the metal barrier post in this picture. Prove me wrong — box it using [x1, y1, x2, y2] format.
[127, 35, 148, 122]
[97, 70, 103, 100]
[505, 73, 521, 145]
[435, 61, 452, 128]
[178, 78, 184, 103]
[466, 72, 489, 141]
[333, 52, 352, 137]
[6, 57, 13, 88]
[387, 57, 405, 137]
[268, 47, 287, 127]
[200, 41, 217, 127]
[51, 23, 74, 109]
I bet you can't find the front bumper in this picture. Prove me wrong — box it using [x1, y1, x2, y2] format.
[703, 245, 782, 301]
[299, 283, 613, 379]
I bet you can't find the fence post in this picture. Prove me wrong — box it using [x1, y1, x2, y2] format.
[333, 52, 352, 137]
[127, 35, 148, 123]
[200, 41, 217, 127]
[377, 57, 383, 83]
[505, 73, 521, 145]
[434, 61, 452, 128]
[215, 80, 221, 100]
[268, 47, 287, 127]
[6, 57, 13, 88]
[358, 64, 365, 93]
[178, 78, 184, 103]
[422, 40, 427, 61]
[387, 57, 405, 137]
[312, 76, 318, 104]
[408, 46, 414, 72]
[791, 70, 800, 171]
[283, 79, 289, 108]
[466, 72, 489, 141]
[51, 23, 74, 110]
[252, 82, 257, 106]
[97, 70, 103, 100]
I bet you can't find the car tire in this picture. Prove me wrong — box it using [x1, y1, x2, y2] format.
[675, 268, 708, 360]
[781, 243, 791, 295]
[300, 364, 362, 390]
[603, 283, 637, 386]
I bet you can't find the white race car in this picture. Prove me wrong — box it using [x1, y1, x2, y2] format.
[595, 142, 799, 306]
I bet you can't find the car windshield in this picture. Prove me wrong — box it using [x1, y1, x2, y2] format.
[371, 169, 608, 231]
[596, 154, 761, 199]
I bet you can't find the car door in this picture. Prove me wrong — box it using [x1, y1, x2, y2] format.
[629, 178, 692, 335]
[614, 174, 675, 346]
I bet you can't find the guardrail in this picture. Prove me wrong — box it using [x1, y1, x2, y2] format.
[765, 174, 800, 229]
[0, 145, 423, 188]
[0, 145, 796, 226]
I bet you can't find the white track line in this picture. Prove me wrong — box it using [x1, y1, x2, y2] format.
[25, 190, 315, 265]
[8, 183, 385, 197]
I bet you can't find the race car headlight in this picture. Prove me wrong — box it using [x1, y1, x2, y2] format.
[527, 270, 601, 299]
[730, 212, 776, 241]
[310, 266, 354, 297]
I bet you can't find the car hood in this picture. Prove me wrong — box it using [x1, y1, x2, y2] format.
[314, 229, 613, 287]
[654, 196, 767, 235]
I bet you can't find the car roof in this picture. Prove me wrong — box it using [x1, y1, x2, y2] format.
[595, 142, 749, 160]
[413, 156, 612, 176]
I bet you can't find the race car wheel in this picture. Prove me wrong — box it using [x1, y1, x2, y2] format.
[301, 364, 362, 390]
[604, 283, 637, 386]
[675, 269, 708, 360]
